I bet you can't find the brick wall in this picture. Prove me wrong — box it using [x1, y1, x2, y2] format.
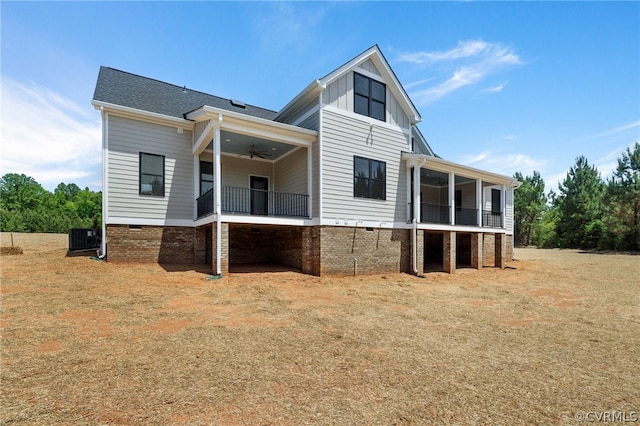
[483, 233, 496, 267]
[106, 224, 195, 263]
[317, 226, 410, 276]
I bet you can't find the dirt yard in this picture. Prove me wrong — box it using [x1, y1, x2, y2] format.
[1, 233, 638, 425]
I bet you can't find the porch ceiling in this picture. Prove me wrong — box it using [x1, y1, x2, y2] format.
[204, 130, 298, 161]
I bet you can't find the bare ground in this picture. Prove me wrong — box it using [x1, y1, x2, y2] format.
[1, 233, 639, 425]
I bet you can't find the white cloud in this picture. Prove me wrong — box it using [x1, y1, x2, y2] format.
[482, 81, 508, 94]
[459, 151, 545, 177]
[398, 40, 493, 64]
[0, 78, 102, 191]
[398, 40, 522, 105]
[588, 120, 640, 140]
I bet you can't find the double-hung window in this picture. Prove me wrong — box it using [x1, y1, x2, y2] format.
[354, 156, 386, 200]
[139, 152, 165, 196]
[354, 72, 386, 121]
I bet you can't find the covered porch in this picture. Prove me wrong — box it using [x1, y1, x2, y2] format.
[404, 153, 519, 230]
[188, 105, 317, 221]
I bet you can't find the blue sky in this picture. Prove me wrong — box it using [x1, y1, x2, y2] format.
[1, 1, 638, 193]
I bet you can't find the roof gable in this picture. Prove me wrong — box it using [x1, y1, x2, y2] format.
[276, 45, 421, 124]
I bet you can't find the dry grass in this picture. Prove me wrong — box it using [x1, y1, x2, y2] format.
[1, 233, 638, 425]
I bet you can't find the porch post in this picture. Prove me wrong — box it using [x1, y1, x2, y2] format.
[214, 116, 222, 275]
[476, 179, 483, 227]
[501, 184, 506, 228]
[307, 146, 312, 218]
[413, 166, 421, 224]
[448, 172, 455, 225]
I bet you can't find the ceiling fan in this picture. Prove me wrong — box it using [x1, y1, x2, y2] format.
[245, 144, 272, 159]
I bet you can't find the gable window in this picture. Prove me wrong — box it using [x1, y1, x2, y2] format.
[139, 152, 165, 196]
[354, 72, 386, 121]
[354, 156, 386, 200]
[200, 161, 213, 195]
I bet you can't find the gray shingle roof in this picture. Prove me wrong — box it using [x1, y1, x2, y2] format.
[92, 66, 277, 121]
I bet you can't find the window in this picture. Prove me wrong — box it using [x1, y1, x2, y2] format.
[491, 189, 501, 214]
[200, 161, 213, 195]
[455, 190, 462, 212]
[354, 156, 386, 200]
[354, 72, 386, 121]
[139, 152, 164, 196]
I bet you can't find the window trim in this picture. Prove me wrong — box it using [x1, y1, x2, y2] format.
[354, 72, 386, 122]
[139, 152, 165, 197]
[353, 155, 386, 201]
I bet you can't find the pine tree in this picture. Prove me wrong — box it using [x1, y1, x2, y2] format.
[555, 156, 605, 248]
[513, 171, 547, 246]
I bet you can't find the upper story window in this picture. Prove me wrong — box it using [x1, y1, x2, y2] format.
[354, 72, 386, 121]
[139, 152, 165, 196]
[200, 161, 213, 195]
[354, 156, 386, 200]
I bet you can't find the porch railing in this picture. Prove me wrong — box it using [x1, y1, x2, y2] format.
[196, 186, 309, 218]
[420, 203, 450, 224]
[455, 208, 478, 226]
[483, 210, 502, 228]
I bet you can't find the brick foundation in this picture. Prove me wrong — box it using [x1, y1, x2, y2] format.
[106, 224, 196, 263]
[317, 226, 410, 276]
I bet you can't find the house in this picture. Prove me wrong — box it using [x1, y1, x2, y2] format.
[92, 45, 520, 276]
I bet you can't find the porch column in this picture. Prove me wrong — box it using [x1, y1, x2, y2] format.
[307, 146, 312, 218]
[448, 172, 455, 225]
[413, 166, 421, 224]
[214, 117, 222, 275]
[495, 233, 506, 269]
[471, 232, 483, 270]
[501, 184, 506, 228]
[476, 179, 483, 227]
[443, 231, 456, 274]
[193, 156, 199, 219]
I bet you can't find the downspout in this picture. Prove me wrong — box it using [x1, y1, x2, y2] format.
[98, 106, 107, 259]
[412, 158, 427, 275]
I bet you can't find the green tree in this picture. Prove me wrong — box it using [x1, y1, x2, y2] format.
[0, 174, 102, 233]
[603, 142, 640, 250]
[555, 156, 605, 248]
[513, 171, 547, 246]
[0, 173, 49, 211]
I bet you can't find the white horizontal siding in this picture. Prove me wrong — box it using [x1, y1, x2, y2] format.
[274, 147, 307, 195]
[221, 155, 273, 188]
[321, 109, 409, 223]
[107, 115, 193, 221]
[505, 188, 514, 234]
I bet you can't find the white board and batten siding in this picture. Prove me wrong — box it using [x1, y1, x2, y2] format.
[321, 109, 410, 223]
[324, 65, 410, 130]
[107, 115, 194, 222]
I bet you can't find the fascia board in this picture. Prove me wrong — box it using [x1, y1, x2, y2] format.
[188, 105, 317, 145]
[274, 80, 323, 122]
[92, 100, 193, 129]
[402, 153, 520, 187]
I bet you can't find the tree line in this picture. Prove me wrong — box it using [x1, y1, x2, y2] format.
[0, 173, 102, 233]
[514, 142, 640, 251]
